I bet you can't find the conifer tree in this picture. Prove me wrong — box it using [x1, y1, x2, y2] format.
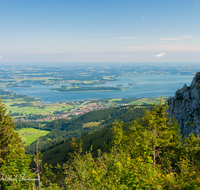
[0, 99, 22, 166]
[124, 101, 182, 172]
[141, 101, 181, 169]
[0, 99, 34, 189]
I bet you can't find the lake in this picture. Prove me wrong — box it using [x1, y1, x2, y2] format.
[3, 74, 194, 103]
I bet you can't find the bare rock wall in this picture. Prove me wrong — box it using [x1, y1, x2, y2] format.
[168, 72, 200, 136]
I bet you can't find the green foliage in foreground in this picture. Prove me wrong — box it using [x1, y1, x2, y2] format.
[38, 102, 200, 189]
[0, 99, 35, 189]
[1, 101, 200, 189]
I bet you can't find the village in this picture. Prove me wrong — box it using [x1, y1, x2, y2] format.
[13, 102, 118, 123]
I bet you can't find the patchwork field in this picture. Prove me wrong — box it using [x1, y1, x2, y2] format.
[1, 88, 169, 125]
[130, 97, 168, 105]
[15, 128, 50, 146]
[3, 98, 74, 116]
[109, 98, 122, 102]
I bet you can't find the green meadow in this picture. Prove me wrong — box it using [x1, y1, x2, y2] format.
[3, 98, 74, 116]
[130, 97, 168, 105]
[15, 128, 50, 146]
[108, 98, 122, 102]
[83, 121, 102, 128]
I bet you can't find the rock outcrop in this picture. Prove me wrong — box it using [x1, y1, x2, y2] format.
[168, 72, 200, 137]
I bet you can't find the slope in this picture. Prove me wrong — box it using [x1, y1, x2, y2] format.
[25, 105, 150, 154]
[41, 106, 150, 166]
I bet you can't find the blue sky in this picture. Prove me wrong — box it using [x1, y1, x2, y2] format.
[0, 0, 199, 63]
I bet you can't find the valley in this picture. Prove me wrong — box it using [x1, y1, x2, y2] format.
[0, 64, 196, 149]
[2, 88, 167, 146]
[1, 88, 168, 123]
[0, 65, 199, 189]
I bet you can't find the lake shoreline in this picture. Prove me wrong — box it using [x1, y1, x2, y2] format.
[0, 74, 194, 103]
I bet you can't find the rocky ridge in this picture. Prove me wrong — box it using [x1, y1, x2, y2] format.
[168, 72, 200, 137]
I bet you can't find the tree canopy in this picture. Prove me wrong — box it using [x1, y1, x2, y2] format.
[0, 99, 34, 189]
[61, 102, 200, 189]
[1, 100, 200, 189]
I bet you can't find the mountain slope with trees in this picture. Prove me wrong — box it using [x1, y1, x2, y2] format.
[25, 105, 150, 154]
[40, 102, 200, 189]
[1, 97, 200, 189]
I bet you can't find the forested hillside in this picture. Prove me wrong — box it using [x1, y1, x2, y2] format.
[25, 105, 150, 154]
[2, 99, 200, 189]
[42, 115, 146, 166]
[57, 102, 200, 189]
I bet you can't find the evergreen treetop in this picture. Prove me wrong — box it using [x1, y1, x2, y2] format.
[0, 99, 35, 189]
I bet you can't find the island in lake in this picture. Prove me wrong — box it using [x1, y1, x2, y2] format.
[5, 83, 33, 88]
[128, 83, 137, 86]
[51, 86, 128, 92]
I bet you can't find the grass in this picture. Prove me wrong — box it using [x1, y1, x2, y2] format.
[130, 97, 168, 105]
[15, 128, 50, 146]
[83, 121, 102, 128]
[3, 99, 74, 115]
[109, 98, 122, 102]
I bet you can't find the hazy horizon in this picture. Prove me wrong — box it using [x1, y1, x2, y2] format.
[0, 62, 200, 67]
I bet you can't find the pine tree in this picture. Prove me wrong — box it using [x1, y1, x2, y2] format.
[0, 99, 34, 189]
[141, 101, 181, 169]
[0, 99, 22, 166]
[124, 101, 182, 174]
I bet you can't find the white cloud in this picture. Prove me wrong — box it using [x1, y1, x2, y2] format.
[83, 55, 93, 58]
[160, 35, 195, 41]
[177, 35, 195, 38]
[155, 45, 200, 52]
[117, 37, 134, 40]
[32, 58, 35, 59]
[142, 16, 145, 19]
[195, 0, 198, 6]
[92, 34, 115, 36]
[0, 56, 2, 59]
[123, 46, 148, 49]
[155, 53, 165, 57]
[160, 38, 180, 41]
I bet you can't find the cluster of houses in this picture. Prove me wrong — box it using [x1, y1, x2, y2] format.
[13, 103, 111, 122]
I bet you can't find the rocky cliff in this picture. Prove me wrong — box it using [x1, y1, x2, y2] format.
[168, 72, 200, 137]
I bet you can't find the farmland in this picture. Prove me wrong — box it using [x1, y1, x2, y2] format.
[1, 88, 169, 124]
[15, 128, 50, 146]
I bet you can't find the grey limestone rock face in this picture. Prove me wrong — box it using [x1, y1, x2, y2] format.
[168, 72, 200, 137]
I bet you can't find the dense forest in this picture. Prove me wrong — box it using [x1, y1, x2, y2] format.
[24, 105, 149, 154]
[1, 99, 200, 189]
